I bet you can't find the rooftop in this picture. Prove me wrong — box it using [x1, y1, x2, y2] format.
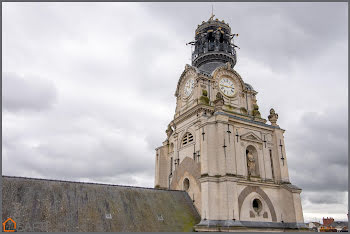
[2, 176, 200, 232]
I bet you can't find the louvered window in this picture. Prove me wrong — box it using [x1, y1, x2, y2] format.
[182, 132, 194, 146]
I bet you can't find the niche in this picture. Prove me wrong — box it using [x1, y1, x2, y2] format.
[246, 145, 260, 177]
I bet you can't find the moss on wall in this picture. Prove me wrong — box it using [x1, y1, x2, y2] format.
[199, 96, 210, 105]
[2, 176, 201, 232]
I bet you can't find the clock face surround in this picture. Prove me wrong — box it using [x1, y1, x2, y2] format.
[183, 78, 195, 98]
[219, 77, 235, 97]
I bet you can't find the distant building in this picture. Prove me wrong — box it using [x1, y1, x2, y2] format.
[323, 217, 335, 226]
[308, 222, 322, 232]
[319, 217, 348, 232]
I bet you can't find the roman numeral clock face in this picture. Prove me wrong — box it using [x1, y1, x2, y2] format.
[219, 78, 235, 97]
[183, 78, 195, 98]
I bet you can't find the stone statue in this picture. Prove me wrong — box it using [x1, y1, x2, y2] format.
[247, 150, 256, 176]
[216, 92, 223, 100]
[268, 108, 279, 126]
[213, 92, 224, 112]
[166, 124, 173, 138]
[252, 104, 261, 118]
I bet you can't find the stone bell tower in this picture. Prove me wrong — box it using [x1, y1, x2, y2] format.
[154, 15, 307, 232]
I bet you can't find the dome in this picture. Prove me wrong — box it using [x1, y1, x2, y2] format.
[195, 18, 231, 36]
[244, 83, 254, 91]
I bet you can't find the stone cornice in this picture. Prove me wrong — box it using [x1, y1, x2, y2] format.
[281, 183, 303, 193]
[199, 175, 280, 189]
[199, 175, 239, 183]
[236, 179, 280, 189]
[193, 52, 237, 69]
[215, 111, 278, 131]
[173, 104, 215, 126]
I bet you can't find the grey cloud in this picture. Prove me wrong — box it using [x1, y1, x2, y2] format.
[304, 192, 347, 205]
[3, 72, 57, 112]
[2, 2, 347, 221]
[287, 107, 348, 192]
[3, 126, 155, 186]
[143, 2, 347, 72]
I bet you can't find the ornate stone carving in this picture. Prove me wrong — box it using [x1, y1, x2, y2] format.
[199, 89, 209, 105]
[213, 92, 224, 112]
[212, 68, 245, 100]
[240, 132, 263, 144]
[174, 66, 197, 97]
[263, 212, 268, 218]
[247, 150, 256, 177]
[238, 186, 277, 221]
[252, 104, 261, 118]
[268, 108, 279, 126]
[166, 124, 173, 139]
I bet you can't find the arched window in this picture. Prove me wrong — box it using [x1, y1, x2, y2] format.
[182, 132, 194, 146]
[183, 178, 190, 191]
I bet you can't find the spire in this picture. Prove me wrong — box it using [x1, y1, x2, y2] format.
[209, 4, 215, 21]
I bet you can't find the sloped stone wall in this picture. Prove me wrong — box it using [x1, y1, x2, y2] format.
[2, 176, 201, 232]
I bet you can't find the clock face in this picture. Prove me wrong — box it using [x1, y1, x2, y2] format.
[183, 78, 195, 98]
[219, 78, 235, 97]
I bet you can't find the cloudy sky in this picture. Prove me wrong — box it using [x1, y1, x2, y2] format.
[2, 2, 348, 222]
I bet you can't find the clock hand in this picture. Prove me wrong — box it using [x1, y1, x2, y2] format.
[221, 85, 233, 88]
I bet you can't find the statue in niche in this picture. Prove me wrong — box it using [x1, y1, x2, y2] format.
[247, 150, 256, 176]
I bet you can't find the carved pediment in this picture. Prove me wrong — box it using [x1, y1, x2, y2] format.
[240, 132, 263, 144]
[174, 65, 198, 97]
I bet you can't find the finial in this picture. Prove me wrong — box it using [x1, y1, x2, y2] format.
[209, 4, 215, 21]
[268, 108, 279, 126]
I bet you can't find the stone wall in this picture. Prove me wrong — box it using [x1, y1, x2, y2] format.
[2, 176, 201, 232]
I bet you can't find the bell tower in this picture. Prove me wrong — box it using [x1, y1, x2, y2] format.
[191, 16, 238, 73]
[155, 15, 307, 232]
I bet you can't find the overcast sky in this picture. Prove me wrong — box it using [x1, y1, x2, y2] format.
[2, 2, 348, 223]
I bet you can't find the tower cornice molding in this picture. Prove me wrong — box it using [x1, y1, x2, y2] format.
[193, 52, 237, 69]
[214, 111, 278, 131]
[236, 179, 280, 189]
[173, 104, 215, 126]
